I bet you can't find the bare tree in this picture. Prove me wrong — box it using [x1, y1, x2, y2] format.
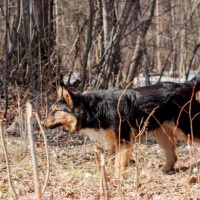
[179, 0, 187, 76]
[96, 0, 133, 89]
[1, 0, 200, 110]
[80, 0, 94, 91]
[1, 0, 55, 118]
[2, 0, 21, 118]
[126, 0, 156, 85]
[155, 0, 162, 73]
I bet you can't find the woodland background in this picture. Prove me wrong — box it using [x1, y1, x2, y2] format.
[1, 0, 200, 118]
[1, 1, 200, 199]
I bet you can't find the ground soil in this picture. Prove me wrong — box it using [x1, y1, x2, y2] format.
[1, 131, 200, 200]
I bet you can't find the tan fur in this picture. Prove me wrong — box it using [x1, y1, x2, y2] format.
[57, 86, 73, 109]
[114, 138, 133, 178]
[113, 128, 139, 178]
[154, 121, 178, 173]
[155, 122, 200, 172]
[81, 127, 133, 178]
[44, 111, 77, 132]
[104, 128, 116, 160]
[110, 121, 182, 176]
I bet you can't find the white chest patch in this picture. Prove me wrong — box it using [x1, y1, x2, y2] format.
[79, 128, 107, 143]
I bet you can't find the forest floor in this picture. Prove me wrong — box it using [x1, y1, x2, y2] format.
[1, 131, 200, 200]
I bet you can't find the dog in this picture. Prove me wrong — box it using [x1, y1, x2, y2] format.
[44, 76, 200, 178]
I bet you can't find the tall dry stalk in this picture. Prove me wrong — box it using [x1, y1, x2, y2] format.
[186, 83, 200, 190]
[116, 81, 133, 183]
[34, 112, 50, 194]
[26, 101, 42, 200]
[0, 121, 18, 199]
[100, 154, 109, 200]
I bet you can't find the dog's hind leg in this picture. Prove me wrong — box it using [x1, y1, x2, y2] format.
[114, 140, 133, 179]
[154, 121, 177, 173]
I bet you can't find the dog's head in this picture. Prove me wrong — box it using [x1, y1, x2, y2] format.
[44, 85, 80, 132]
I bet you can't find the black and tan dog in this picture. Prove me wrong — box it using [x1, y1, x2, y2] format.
[44, 76, 200, 177]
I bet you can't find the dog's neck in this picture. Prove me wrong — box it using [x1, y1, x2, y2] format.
[76, 94, 111, 131]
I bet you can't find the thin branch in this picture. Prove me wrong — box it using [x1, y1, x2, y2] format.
[100, 154, 109, 200]
[80, 0, 94, 91]
[26, 102, 42, 200]
[116, 81, 133, 181]
[186, 43, 200, 81]
[0, 121, 18, 199]
[34, 112, 50, 195]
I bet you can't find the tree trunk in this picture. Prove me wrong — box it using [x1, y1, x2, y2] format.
[170, 0, 177, 76]
[80, 0, 94, 91]
[96, 0, 133, 89]
[102, 0, 109, 49]
[155, 0, 162, 73]
[179, 0, 187, 77]
[126, 0, 156, 84]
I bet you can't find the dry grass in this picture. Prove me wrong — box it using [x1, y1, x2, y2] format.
[1, 133, 200, 200]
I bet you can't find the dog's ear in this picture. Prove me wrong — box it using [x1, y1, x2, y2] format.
[57, 86, 75, 109]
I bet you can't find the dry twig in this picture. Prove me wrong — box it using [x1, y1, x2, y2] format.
[0, 121, 18, 199]
[100, 154, 109, 200]
[26, 102, 42, 200]
[34, 112, 50, 194]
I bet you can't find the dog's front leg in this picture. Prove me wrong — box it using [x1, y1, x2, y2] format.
[103, 128, 117, 165]
[114, 141, 133, 179]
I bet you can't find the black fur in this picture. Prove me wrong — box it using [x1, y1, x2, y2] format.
[58, 76, 200, 142]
